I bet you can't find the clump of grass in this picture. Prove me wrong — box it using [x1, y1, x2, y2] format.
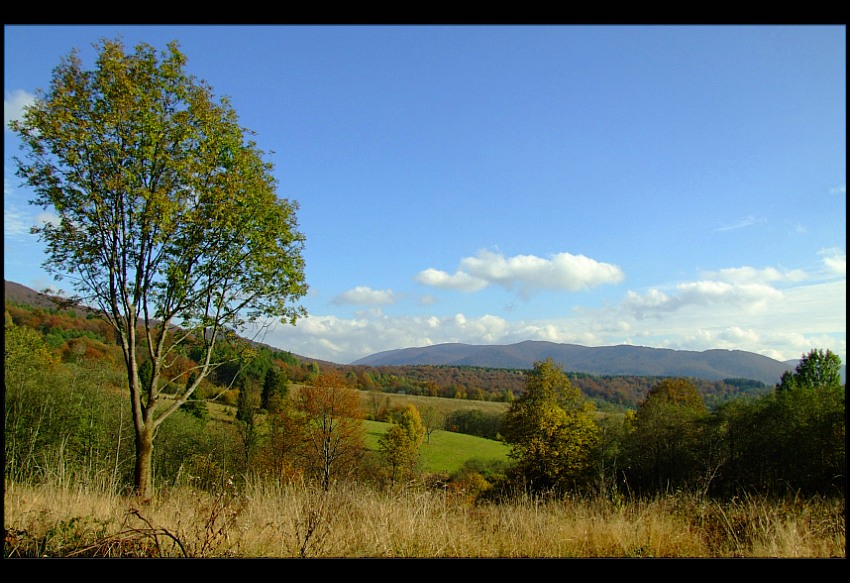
[3, 480, 181, 557]
[680, 492, 846, 558]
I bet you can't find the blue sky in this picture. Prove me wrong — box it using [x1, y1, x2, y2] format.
[4, 25, 846, 365]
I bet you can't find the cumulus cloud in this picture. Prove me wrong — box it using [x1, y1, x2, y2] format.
[4, 89, 35, 131]
[416, 249, 624, 298]
[415, 268, 488, 292]
[245, 255, 845, 366]
[676, 281, 782, 307]
[332, 286, 397, 306]
[819, 248, 846, 276]
[623, 278, 783, 319]
[255, 311, 514, 363]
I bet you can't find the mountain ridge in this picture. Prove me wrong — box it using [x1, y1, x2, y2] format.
[6, 279, 843, 386]
[352, 339, 842, 386]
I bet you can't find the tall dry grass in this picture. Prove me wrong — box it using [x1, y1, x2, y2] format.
[4, 477, 844, 558]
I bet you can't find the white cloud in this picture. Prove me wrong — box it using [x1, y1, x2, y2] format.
[700, 266, 808, 284]
[255, 311, 514, 363]
[4, 177, 31, 239]
[248, 281, 845, 365]
[4, 89, 35, 131]
[623, 288, 670, 310]
[415, 267, 488, 292]
[623, 280, 782, 318]
[677, 280, 782, 307]
[332, 285, 397, 306]
[419, 294, 439, 305]
[819, 248, 846, 276]
[246, 260, 846, 366]
[714, 215, 767, 232]
[416, 249, 624, 298]
[35, 210, 60, 228]
[3, 204, 30, 238]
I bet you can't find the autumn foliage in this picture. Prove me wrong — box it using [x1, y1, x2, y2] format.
[296, 371, 366, 490]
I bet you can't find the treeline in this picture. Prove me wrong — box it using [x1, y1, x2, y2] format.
[593, 366, 845, 499]
[327, 365, 769, 410]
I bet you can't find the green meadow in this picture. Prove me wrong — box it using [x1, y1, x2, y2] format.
[363, 419, 510, 475]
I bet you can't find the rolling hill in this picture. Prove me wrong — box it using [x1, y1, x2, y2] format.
[352, 340, 825, 386]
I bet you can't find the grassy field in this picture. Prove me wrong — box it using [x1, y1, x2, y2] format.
[356, 390, 509, 419]
[364, 420, 510, 475]
[209, 391, 511, 476]
[5, 479, 844, 557]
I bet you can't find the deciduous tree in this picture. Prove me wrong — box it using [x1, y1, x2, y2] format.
[502, 358, 600, 493]
[236, 381, 260, 469]
[624, 378, 708, 494]
[418, 404, 443, 443]
[773, 349, 845, 494]
[296, 371, 366, 490]
[777, 348, 843, 393]
[10, 38, 307, 500]
[378, 404, 426, 487]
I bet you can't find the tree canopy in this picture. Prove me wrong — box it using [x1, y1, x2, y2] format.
[777, 348, 843, 393]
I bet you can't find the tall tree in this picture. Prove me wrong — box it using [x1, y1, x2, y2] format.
[10, 38, 308, 500]
[378, 404, 426, 487]
[236, 381, 260, 470]
[261, 366, 288, 413]
[624, 378, 709, 494]
[296, 371, 366, 491]
[418, 404, 443, 444]
[502, 358, 600, 493]
[773, 349, 845, 494]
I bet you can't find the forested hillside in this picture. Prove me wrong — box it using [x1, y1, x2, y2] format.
[352, 340, 806, 386]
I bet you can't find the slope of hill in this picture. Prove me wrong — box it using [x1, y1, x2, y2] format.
[4, 280, 76, 311]
[352, 340, 808, 386]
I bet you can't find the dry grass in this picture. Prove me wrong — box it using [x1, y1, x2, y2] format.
[4, 479, 844, 558]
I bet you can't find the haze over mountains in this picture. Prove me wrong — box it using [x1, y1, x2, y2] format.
[6, 280, 845, 387]
[352, 340, 839, 387]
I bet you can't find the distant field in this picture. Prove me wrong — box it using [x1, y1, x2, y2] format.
[207, 394, 512, 476]
[356, 390, 509, 419]
[364, 419, 510, 475]
[355, 389, 513, 475]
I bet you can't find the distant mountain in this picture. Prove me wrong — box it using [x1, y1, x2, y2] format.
[352, 340, 837, 386]
[7, 279, 843, 386]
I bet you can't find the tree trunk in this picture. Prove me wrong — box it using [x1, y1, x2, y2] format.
[134, 426, 154, 501]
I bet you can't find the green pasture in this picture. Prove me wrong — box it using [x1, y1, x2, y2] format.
[364, 419, 511, 475]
